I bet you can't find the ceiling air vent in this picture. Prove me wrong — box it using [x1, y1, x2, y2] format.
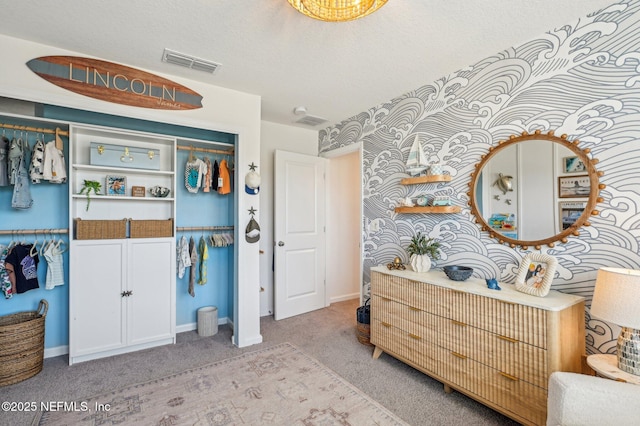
[295, 114, 328, 126]
[162, 48, 221, 74]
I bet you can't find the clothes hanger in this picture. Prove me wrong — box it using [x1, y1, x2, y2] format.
[55, 127, 64, 151]
[29, 232, 39, 257]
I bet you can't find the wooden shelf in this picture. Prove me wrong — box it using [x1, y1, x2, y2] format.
[394, 206, 461, 214]
[400, 174, 451, 185]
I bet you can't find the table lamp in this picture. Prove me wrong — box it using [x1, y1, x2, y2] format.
[590, 267, 640, 376]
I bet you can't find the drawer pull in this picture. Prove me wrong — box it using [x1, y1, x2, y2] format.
[497, 335, 518, 344]
[500, 372, 520, 382]
[408, 333, 422, 340]
[381, 321, 392, 328]
[451, 320, 467, 327]
[409, 306, 421, 311]
[451, 289, 465, 295]
[451, 351, 467, 360]
[499, 300, 516, 306]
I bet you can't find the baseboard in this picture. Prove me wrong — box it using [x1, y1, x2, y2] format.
[44, 345, 69, 359]
[44, 317, 231, 359]
[175, 316, 230, 334]
[330, 293, 360, 303]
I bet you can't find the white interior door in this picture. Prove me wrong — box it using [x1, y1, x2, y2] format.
[274, 150, 326, 320]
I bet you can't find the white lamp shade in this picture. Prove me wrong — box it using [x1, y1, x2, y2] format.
[591, 267, 640, 329]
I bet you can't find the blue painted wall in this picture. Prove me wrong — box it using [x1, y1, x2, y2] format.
[1, 105, 235, 350]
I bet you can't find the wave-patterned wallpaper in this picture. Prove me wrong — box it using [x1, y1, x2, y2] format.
[319, 0, 640, 355]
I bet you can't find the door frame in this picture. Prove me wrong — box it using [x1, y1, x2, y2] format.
[320, 142, 364, 304]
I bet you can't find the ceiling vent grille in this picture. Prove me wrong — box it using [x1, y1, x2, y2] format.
[162, 48, 221, 74]
[295, 114, 328, 126]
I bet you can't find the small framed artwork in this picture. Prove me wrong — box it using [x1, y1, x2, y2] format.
[131, 185, 146, 197]
[515, 253, 558, 297]
[106, 175, 127, 196]
[563, 156, 586, 173]
[559, 201, 586, 231]
[558, 175, 590, 198]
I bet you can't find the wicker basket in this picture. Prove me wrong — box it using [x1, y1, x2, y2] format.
[0, 300, 48, 387]
[356, 323, 373, 347]
[129, 219, 174, 238]
[75, 218, 127, 240]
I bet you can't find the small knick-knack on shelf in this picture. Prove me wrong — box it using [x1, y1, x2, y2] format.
[79, 180, 101, 211]
[406, 231, 441, 273]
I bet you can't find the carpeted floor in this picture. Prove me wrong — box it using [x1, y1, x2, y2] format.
[0, 299, 518, 426]
[35, 343, 407, 425]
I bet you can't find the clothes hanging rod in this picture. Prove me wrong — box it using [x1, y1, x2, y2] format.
[176, 145, 234, 156]
[0, 123, 69, 137]
[176, 225, 234, 232]
[0, 228, 69, 236]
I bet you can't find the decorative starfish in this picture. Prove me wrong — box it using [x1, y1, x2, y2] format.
[248, 206, 257, 216]
[248, 162, 258, 171]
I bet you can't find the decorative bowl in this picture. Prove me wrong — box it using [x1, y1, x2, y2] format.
[443, 265, 473, 281]
[149, 186, 170, 198]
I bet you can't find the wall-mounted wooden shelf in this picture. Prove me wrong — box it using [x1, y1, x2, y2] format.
[394, 206, 461, 214]
[400, 174, 451, 185]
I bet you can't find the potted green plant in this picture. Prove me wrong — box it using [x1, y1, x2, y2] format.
[406, 231, 441, 273]
[79, 179, 102, 211]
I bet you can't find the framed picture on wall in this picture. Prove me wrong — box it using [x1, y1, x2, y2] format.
[559, 201, 586, 231]
[106, 175, 127, 196]
[515, 253, 558, 297]
[558, 175, 590, 198]
[563, 156, 586, 173]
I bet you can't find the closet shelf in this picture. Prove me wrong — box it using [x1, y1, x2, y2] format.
[71, 194, 175, 202]
[72, 164, 174, 176]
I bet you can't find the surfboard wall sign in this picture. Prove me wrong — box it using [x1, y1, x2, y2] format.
[26, 56, 203, 110]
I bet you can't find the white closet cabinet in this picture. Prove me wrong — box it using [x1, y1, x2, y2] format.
[68, 123, 177, 365]
[69, 239, 175, 364]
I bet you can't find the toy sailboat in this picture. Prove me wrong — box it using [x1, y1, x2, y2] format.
[406, 134, 428, 176]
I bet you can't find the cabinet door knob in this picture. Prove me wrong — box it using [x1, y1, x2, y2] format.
[278, 241, 285, 247]
[121, 291, 127, 298]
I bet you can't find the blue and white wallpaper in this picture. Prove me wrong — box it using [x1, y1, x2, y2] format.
[319, 0, 640, 355]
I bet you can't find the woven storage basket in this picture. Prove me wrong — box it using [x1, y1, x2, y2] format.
[129, 219, 173, 238]
[0, 300, 48, 387]
[75, 218, 127, 240]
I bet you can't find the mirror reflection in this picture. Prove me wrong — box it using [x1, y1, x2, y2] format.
[469, 131, 603, 249]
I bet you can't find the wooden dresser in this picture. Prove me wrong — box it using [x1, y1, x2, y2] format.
[370, 266, 585, 426]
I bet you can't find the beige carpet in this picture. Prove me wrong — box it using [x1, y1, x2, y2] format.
[35, 343, 407, 426]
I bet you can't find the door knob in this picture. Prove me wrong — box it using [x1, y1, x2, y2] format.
[278, 241, 285, 247]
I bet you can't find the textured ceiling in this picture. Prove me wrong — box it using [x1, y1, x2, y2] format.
[0, 0, 615, 130]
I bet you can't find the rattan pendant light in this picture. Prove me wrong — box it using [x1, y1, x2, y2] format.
[287, 0, 388, 22]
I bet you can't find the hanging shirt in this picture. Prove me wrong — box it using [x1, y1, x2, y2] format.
[29, 139, 45, 183]
[42, 240, 65, 290]
[0, 136, 9, 187]
[188, 237, 197, 297]
[4, 244, 39, 294]
[184, 158, 207, 193]
[218, 159, 231, 195]
[197, 236, 208, 285]
[203, 157, 212, 193]
[0, 245, 12, 299]
[177, 236, 191, 279]
[42, 140, 67, 183]
[212, 160, 220, 192]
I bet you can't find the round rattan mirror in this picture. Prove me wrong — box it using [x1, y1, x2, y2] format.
[468, 130, 605, 250]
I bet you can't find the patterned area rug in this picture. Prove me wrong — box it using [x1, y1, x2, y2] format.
[36, 343, 407, 425]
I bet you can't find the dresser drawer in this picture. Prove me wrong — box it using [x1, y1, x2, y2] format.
[370, 318, 441, 372]
[439, 318, 548, 388]
[371, 272, 467, 322]
[437, 345, 547, 426]
[465, 293, 548, 348]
